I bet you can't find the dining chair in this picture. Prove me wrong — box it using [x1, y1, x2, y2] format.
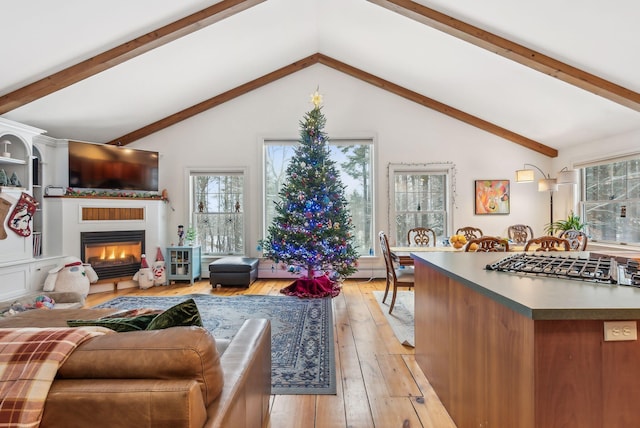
[464, 236, 509, 252]
[456, 226, 483, 241]
[508, 224, 534, 245]
[524, 236, 571, 251]
[558, 229, 588, 251]
[407, 227, 437, 247]
[379, 231, 414, 314]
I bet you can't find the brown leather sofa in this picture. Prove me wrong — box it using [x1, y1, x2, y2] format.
[0, 309, 271, 428]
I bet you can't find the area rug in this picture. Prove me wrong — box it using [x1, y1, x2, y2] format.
[94, 294, 335, 395]
[373, 290, 415, 347]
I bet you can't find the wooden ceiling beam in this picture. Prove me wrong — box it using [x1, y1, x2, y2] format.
[367, 0, 640, 112]
[317, 54, 557, 157]
[0, 0, 265, 115]
[112, 52, 556, 157]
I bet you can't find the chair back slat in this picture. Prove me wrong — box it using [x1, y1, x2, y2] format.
[456, 226, 483, 241]
[379, 231, 414, 314]
[558, 229, 588, 251]
[379, 231, 397, 283]
[508, 224, 534, 245]
[407, 227, 437, 247]
[524, 236, 571, 251]
[465, 236, 509, 252]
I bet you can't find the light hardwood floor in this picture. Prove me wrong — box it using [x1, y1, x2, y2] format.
[85, 278, 457, 428]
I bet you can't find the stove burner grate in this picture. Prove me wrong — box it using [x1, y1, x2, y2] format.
[485, 253, 619, 284]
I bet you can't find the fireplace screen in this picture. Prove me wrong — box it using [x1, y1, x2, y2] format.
[81, 231, 145, 279]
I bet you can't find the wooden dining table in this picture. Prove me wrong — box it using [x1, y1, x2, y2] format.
[390, 246, 459, 266]
[390, 244, 534, 266]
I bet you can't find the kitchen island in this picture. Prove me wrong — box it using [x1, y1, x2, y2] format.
[413, 251, 640, 428]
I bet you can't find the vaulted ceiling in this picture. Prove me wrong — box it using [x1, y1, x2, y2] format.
[2, 0, 639, 157]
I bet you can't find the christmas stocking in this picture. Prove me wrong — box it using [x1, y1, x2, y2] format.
[0, 195, 11, 240]
[8, 192, 37, 237]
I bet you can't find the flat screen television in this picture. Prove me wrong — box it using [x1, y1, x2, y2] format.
[68, 141, 159, 191]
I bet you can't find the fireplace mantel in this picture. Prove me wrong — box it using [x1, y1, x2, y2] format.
[45, 196, 164, 201]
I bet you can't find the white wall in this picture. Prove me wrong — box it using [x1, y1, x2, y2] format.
[129, 65, 564, 267]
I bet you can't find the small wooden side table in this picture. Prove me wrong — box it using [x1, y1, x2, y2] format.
[167, 245, 202, 284]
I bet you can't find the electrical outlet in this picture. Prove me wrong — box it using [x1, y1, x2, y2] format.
[604, 321, 637, 341]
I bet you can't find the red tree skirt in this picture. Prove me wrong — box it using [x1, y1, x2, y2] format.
[280, 275, 341, 298]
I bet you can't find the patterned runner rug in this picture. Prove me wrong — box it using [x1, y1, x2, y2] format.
[373, 290, 415, 347]
[94, 294, 335, 394]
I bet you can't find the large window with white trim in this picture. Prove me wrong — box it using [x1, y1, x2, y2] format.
[581, 156, 640, 244]
[389, 163, 454, 246]
[264, 139, 374, 256]
[189, 170, 246, 255]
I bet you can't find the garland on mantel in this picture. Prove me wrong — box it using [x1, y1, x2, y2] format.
[64, 187, 165, 199]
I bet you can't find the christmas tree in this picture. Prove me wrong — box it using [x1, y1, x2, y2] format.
[261, 90, 359, 297]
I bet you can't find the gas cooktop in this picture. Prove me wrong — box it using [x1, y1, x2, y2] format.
[485, 253, 640, 287]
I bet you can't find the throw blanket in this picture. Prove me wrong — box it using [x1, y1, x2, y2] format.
[0, 327, 111, 427]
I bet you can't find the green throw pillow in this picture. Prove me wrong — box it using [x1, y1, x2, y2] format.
[67, 299, 202, 332]
[67, 314, 159, 332]
[145, 298, 203, 330]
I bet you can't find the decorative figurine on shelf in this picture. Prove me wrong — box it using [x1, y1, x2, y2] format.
[198, 201, 204, 213]
[0, 169, 7, 186]
[235, 201, 241, 212]
[1, 140, 10, 158]
[9, 172, 21, 187]
[178, 224, 185, 246]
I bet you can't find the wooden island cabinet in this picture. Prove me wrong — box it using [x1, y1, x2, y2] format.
[413, 251, 640, 428]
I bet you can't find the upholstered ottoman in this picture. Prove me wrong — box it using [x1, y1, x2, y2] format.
[209, 257, 259, 288]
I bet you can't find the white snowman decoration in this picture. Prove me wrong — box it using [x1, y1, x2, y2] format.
[133, 254, 155, 289]
[43, 256, 98, 298]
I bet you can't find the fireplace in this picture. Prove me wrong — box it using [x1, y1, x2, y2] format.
[81, 231, 145, 279]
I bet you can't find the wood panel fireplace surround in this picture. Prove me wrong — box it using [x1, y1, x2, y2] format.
[48, 197, 167, 293]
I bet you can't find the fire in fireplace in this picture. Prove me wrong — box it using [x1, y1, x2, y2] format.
[81, 231, 145, 279]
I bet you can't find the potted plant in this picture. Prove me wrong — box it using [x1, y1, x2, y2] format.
[544, 211, 586, 236]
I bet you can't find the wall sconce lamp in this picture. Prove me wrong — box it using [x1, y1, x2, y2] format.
[515, 164, 578, 225]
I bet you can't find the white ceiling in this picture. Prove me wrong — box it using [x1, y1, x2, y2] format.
[2, 0, 639, 154]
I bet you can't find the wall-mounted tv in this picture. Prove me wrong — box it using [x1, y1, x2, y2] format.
[68, 141, 159, 192]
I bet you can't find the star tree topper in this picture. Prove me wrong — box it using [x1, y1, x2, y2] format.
[310, 89, 323, 108]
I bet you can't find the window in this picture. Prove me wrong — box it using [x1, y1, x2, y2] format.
[189, 170, 246, 255]
[581, 156, 640, 244]
[264, 139, 374, 256]
[389, 163, 454, 245]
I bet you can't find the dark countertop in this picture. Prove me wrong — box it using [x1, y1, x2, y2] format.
[412, 251, 640, 320]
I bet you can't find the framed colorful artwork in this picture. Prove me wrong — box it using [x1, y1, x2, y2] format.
[474, 180, 510, 215]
